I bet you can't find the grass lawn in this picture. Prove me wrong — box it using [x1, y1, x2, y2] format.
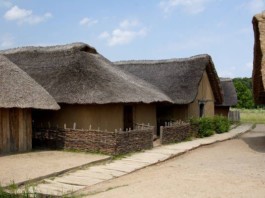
[237, 108, 265, 124]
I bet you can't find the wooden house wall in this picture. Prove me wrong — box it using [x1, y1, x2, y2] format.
[32, 103, 157, 132]
[0, 108, 32, 154]
[215, 106, 229, 118]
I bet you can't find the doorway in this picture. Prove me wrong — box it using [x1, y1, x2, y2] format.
[199, 102, 205, 117]
[123, 105, 133, 130]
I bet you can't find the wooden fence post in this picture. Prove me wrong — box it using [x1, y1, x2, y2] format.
[73, 122, 76, 130]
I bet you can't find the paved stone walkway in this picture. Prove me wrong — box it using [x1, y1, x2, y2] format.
[24, 124, 252, 197]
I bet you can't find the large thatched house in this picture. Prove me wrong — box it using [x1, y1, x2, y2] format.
[253, 12, 265, 104]
[0, 55, 59, 153]
[215, 78, 237, 117]
[1, 43, 172, 131]
[116, 54, 223, 125]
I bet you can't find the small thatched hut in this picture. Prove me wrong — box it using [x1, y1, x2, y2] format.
[1, 43, 172, 131]
[253, 12, 265, 104]
[215, 78, 237, 117]
[116, 54, 223, 125]
[0, 55, 59, 153]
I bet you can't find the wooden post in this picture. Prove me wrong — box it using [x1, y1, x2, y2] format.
[73, 122, 76, 130]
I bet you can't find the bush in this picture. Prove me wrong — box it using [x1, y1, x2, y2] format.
[198, 117, 215, 137]
[189, 116, 231, 137]
[213, 116, 230, 134]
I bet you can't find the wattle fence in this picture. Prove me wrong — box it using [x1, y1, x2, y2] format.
[33, 125, 154, 155]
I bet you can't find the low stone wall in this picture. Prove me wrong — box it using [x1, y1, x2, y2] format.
[160, 122, 191, 145]
[33, 127, 154, 155]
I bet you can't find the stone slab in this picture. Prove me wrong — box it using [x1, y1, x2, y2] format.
[145, 148, 180, 156]
[44, 179, 83, 192]
[123, 153, 169, 164]
[33, 184, 66, 196]
[71, 170, 114, 180]
[103, 163, 139, 173]
[88, 167, 126, 177]
[54, 176, 104, 186]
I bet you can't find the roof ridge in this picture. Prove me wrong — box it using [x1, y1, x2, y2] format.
[115, 54, 210, 64]
[0, 42, 98, 54]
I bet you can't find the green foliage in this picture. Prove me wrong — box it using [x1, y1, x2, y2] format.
[233, 78, 255, 109]
[0, 183, 34, 198]
[213, 116, 230, 134]
[198, 117, 215, 137]
[190, 116, 231, 137]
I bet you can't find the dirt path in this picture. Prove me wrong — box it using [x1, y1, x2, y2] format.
[80, 124, 265, 198]
[0, 151, 110, 187]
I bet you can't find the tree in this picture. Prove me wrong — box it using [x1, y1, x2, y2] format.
[233, 78, 255, 109]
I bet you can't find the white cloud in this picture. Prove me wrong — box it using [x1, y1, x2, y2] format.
[98, 31, 110, 39]
[0, 34, 14, 48]
[4, 5, 31, 20]
[99, 19, 148, 46]
[241, 0, 265, 14]
[4, 6, 52, 25]
[79, 17, 98, 26]
[108, 28, 147, 46]
[159, 0, 213, 15]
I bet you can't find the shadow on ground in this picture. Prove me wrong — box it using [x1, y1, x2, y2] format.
[241, 131, 265, 153]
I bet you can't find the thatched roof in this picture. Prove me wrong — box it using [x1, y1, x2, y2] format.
[216, 78, 237, 107]
[252, 12, 265, 104]
[0, 55, 60, 109]
[1, 43, 172, 104]
[115, 54, 223, 104]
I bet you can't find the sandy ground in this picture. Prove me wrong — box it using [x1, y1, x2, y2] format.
[80, 124, 265, 198]
[0, 150, 109, 187]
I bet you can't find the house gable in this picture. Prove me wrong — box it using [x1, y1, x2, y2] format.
[188, 71, 215, 118]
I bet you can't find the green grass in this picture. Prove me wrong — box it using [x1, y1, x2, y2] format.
[0, 182, 82, 198]
[237, 108, 265, 124]
[0, 182, 37, 198]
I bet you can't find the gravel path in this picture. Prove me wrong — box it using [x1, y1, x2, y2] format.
[79, 124, 265, 198]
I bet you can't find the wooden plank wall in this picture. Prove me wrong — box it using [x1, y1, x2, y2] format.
[0, 108, 32, 154]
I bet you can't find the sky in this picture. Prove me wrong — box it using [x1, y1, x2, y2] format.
[0, 0, 264, 78]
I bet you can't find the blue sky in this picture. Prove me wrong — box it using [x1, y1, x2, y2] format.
[0, 0, 264, 77]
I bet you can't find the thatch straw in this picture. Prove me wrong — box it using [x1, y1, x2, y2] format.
[252, 12, 265, 104]
[0, 55, 60, 109]
[116, 54, 223, 104]
[216, 78, 237, 107]
[1, 43, 172, 104]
